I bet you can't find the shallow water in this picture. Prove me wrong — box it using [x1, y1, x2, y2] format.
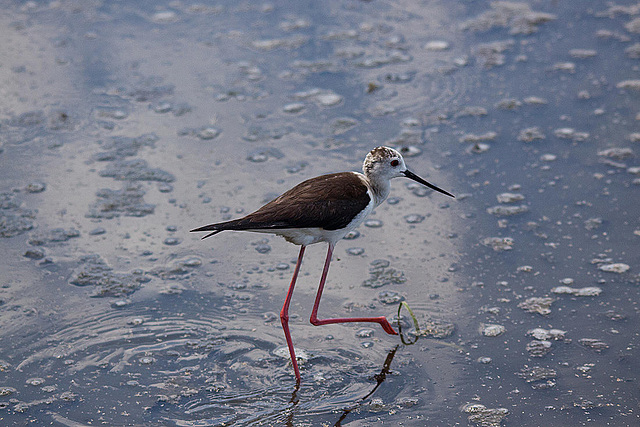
[0, 1, 638, 425]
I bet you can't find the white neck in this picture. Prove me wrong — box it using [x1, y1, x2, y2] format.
[365, 174, 391, 206]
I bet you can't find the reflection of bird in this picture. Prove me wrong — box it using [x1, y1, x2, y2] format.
[191, 146, 454, 382]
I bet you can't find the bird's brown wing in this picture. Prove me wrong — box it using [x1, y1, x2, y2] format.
[190, 172, 371, 237]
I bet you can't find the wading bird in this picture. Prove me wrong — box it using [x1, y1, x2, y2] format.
[191, 146, 454, 382]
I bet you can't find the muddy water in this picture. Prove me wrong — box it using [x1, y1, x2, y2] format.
[0, 1, 638, 425]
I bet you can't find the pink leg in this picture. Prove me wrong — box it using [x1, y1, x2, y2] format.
[280, 245, 306, 383]
[310, 244, 398, 335]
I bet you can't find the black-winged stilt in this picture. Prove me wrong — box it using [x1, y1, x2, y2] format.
[191, 146, 454, 382]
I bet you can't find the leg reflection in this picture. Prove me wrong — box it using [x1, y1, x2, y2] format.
[334, 345, 399, 426]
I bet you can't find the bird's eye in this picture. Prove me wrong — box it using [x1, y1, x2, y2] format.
[390, 159, 399, 167]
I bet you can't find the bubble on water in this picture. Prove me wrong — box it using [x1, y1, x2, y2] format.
[551, 286, 602, 296]
[477, 356, 492, 364]
[196, 127, 221, 140]
[286, 161, 308, 174]
[28, 227, 80, 246]
[516, 366, 557, 384]
[481, 323, 506, 337]
[406, 182, 432, 196]
[496, 98, 522, 110]
[462, 2, 555, 35]
[424, 40, 450, 51]
[554, 128, 589, 141]
[23, 248, 45, 260]
[152, 101, 172, 113]
[273, 346, 310, 363]
[626, 43, 640, 59]
[482, 237, 514, 251]
[283, 103, 306, 114]
[262, 312, 278, 322]
[598, 263, 630, 273]
[628, 133, 640, 142]
[397, 145, 422, 157]
[343, 230, 360, 240]
[182, 258, 202, 268]
[569, 48, 597, 58]
[625, 16, 640, 33]
[469, 142, 490, 154]
[26, 377, 45, 386]
[367, 397, 386, 412]
[516, 265, 533, 273]
[346, 247, 364, 256]
[128, 317, 145, 326]
[528, 328, 566, 341]
[99, 159, 175, 182]
[524, 96, 548, 105]
[279, 18, 310, 31]
[94, 134, 158, 161]
[42, 385, 57, 393]
[579, 338, 609, 351]
[628, 166, 640, 176]
[378, 290, 404, 304]
[315, 93, 343, 107]
[330, 117, 359, 135]
[254, 243, 271, 254]
[89, 227, 106, 236]
[24, 181, 46, 193]
[275, 263, 290, 270]
[158, 183, 173, 193]
[164, 237, 182, 246]
[160, 284, 185, 295]
[462, 403, 509, 426]
[139, 356, 155, 364]
[247, 147, 285, 163]
[355, 328, 374, 338]
[597, 147, 633, 159]
[251, 35, 308, 51]
[473, 40, 514, 68]
[404, 214, 425, 224]
[151, 11, 178, 23]
[387, 128, 423, 147]
[355, 51, 412, 68]
[496, 193, 525, 203]
[364, 219, 383, 228]
[552, 62, 575, 73]
[487, 205, 528, 216]
[459, 131, 497, 143]
[251, 239, 271, 254]
[518, 297, 554, 315]
[384, 71, 416, 83]
[96, 108, 128, 120]
[518, 127, 545, 142]
[418, 319, 456, 338]
[387, 197, 401, 205]
[456, 106, 488, 118]
[526, 340, 552, 357]
[87, 184, 155, 218]
[112, 299, 131, 308]
[363, 259, 406, 288]
[70, 254, 147, 297]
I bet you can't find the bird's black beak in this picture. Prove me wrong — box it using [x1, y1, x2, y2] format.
[403, 170, 455, 198]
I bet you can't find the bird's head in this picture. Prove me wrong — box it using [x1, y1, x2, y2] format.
[363, 146, 454, 198]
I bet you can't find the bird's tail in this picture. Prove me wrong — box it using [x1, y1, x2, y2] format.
[190, 223, 227, 240]
[190, 218, 250, 240]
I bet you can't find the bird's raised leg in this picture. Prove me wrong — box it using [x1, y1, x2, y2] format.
[310, 244, 398, 335]
[280, 245, 306, 382]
